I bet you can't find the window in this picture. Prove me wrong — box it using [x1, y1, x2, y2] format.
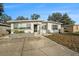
[52, 25, 58, 30]
[26, 24, 31, 29]
[14, 23, 31, 29]
[18, 23, 26, 29]
[42, 25, 47, 30]
[14, 23, 18, 29]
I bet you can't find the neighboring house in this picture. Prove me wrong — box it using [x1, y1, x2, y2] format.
[0, 23, 10, 30]
[7, 20, 62, 34]
[64, 25, 79, 33]
[0, 23, 10, 36]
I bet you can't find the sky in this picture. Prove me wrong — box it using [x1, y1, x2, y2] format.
[4, 3, 79, 24]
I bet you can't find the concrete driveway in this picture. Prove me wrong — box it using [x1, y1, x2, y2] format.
[0, 33, 79, 56]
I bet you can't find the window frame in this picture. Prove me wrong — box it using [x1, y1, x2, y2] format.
[14, 23, 31, 29]
[52, 25, 58, 30]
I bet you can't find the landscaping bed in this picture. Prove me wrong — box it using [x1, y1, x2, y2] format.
[46, 33, 79, 53]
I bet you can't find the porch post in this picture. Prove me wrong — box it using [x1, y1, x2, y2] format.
[39, 24, 42, 34]
[11, 23, 14, 34]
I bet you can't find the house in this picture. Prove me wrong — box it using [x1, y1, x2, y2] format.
[64, 25, 79, 33]
[7, 20, 62, 34]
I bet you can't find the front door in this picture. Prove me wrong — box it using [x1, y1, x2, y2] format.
[34, 25, 37, 32]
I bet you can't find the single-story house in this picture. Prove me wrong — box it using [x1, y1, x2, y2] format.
[64, 25, 79, 33]
[7, 20, 62, 34]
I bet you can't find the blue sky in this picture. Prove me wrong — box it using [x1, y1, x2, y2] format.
[4, 3, 79, 24]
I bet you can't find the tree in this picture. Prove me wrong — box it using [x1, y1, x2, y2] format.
[31, 14, 40, 20]
[62, 13, 75, 25]
[0, 3, 4, 23]
[0, 3, 4, 16]
[16, 16, 27, 20]
[48, 13, 62, 22]
[0, 4, 12, 23]
[47, 15, 52, 21]
[1, 14, 12, 23]
[47, 13, 75, 25]
[25, 17, 29, 20]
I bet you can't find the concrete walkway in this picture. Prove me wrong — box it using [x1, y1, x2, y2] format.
[0, 34, 79, 56]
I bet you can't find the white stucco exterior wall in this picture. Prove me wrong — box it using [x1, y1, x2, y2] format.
[58, 24, 61, 29]
[47, 23, 53, 33]
[41, 23, 47, 34]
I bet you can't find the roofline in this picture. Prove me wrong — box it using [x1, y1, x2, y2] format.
[7, 20, 62, 24]
[7, 20, 42, 23]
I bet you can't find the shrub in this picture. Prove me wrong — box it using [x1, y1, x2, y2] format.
[14, 29, 24, 33]
[74, 31, 79, 33]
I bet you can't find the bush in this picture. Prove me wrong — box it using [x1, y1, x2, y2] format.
[64, 30, 69, 32]
[6, 29, 11, 34]
[74, 31, 79, 33]
[14, 30, 24, 33]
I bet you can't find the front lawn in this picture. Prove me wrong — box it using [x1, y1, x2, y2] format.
[46, 33, 79, 53]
